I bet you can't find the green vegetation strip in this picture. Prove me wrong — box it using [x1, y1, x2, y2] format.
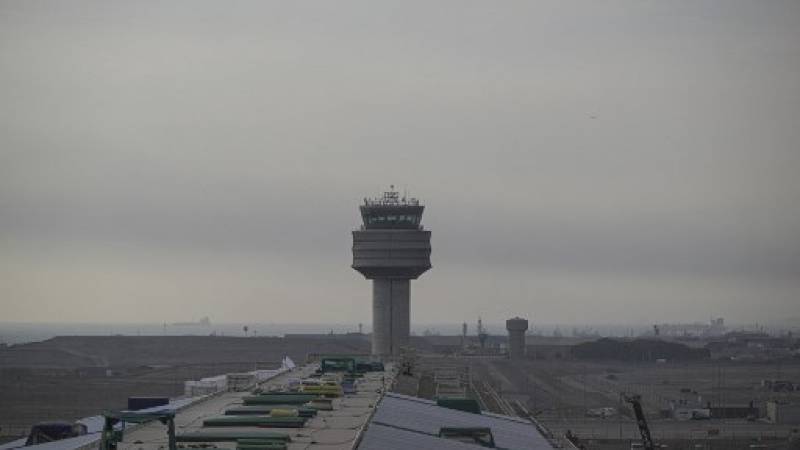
[176, 430, 290, 442]
[203, 416, 306, 428]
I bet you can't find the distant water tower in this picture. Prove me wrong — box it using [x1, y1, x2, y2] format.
[352, 186, 432, 356]
[506, 317, 529, 359]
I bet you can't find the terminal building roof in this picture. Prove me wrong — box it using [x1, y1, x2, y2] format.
[4, 363, 554, 450]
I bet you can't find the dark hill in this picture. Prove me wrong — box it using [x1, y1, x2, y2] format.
[571, 338, 710, 362]
[0, 335, 370, 368]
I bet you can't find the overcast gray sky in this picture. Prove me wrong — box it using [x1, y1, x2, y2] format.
[1, 0, 798, 326]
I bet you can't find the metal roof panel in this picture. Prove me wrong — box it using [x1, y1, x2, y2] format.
[361, 392, 555, 450]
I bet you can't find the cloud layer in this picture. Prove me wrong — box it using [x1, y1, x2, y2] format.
[1, 0, 799, 325]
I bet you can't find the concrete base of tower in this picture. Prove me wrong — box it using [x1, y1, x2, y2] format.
[508, 330, 526, 359]
[506, 317, 529, 359]
[372, 278, 410, 356]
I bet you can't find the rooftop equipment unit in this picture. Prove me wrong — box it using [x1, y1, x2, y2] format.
[127, 397, 169, 411]
[435, 398, 481, 414]
[438, 427, 495, 448]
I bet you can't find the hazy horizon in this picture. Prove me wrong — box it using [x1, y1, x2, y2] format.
[2, 1, 799, 327]
[2, 318, 797, 327]
[2, 318, 791, 347]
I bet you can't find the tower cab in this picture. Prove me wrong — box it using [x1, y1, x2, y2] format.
[360, 186, 424, 230]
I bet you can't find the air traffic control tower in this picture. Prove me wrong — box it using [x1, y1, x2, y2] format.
[352, 187, 432, 356]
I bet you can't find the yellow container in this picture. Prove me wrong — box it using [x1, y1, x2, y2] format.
[270, 408, 299, 417]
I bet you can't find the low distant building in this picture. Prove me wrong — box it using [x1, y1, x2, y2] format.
[709, 405, 757, 419]
[412, 335, 507, 355]
[761, 379, 796, 392]
[707, 334, 795, 361]
[672, 407, 711, 421]
[525, 336, 591, 360]
[767, 400, 800, 424]
[226, 373, 256, 392]
[284, 332, 368, 340]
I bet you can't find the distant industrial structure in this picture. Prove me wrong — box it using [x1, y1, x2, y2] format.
[477, 317, 489, 348]
[506, 317, 528, 359]
[656, 317, 726, 338]
[352, 187, 432, 356]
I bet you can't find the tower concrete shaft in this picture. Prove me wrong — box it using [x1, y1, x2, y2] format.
[352, 187, 431, 357]
[506, 317, 529, 359]
[372, 279, 410, 355]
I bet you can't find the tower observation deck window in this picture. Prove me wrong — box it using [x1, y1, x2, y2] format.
[365, 214, 420, 227]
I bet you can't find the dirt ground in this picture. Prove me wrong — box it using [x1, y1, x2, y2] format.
[4, 336, 799, 449]
[470, 357, 800, 448]
[0, 335, 369, 439]
[393, 354, 800, 449]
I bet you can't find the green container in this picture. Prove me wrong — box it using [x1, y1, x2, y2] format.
[203, 416, 306, 428]
[236, 439, 287, 450]
[237, 444, 286, 450]
[254, 391, 304, 395]
[236, 439, 284, 445]
[243, 394, 318, 405]
[225, 405, 317, 418]
[176, 431, 291, 443]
